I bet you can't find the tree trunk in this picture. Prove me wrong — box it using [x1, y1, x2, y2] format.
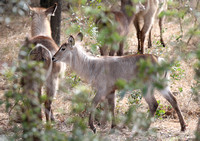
[40, 0, 61, 45]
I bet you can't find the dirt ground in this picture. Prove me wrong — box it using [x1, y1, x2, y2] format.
[0, 10, 199, 141]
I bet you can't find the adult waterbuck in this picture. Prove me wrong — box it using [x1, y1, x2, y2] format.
[97, 0, 144, 56]
[147, 0, 167, 48]
[134, 0, 167, 54]
[52, 33, 186, 133]
[18, 3, 66, 122]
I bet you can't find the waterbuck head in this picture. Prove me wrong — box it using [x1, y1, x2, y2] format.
[52, 33, 83, 63]
[28, 3, 57, 17]
[28, 3, 57, 37]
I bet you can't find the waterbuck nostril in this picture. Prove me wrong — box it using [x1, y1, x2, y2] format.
[52, 57, 55, 61]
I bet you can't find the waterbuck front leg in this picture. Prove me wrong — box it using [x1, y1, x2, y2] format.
[159, 88, 186, 131]
[89, 89, 108, 133]
[45, 72, 59, 122]
[140, 12, 155, 54]
[107, 90, 116, 128]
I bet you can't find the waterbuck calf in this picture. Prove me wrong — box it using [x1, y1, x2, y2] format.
[52, 33, 186, 133]
[19, 3, 65, 122]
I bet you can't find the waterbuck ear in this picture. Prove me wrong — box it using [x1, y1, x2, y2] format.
[45, 3, 57, 16]
[76, 32, 83, 42]
[68, 35, 75, 46]
[25, 36, 30, 43]
[27, 5, 34, 16]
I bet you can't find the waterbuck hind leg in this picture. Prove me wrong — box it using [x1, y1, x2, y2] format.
[38, 85, 43, 120]
[159, 16, 166, 47]
[148, 27, 153, 48]
[45, 99, 54, 121]
[45, 73, 59, 122]
[143, 86, 158, 130]
[140, 12, 155, 54]
[159, 88, 186, 131]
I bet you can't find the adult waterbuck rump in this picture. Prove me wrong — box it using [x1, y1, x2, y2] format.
[18, 3, 66, 122]
[52, 33, 186, 133]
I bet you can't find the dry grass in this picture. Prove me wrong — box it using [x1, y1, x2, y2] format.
[0, 11, 199, 140]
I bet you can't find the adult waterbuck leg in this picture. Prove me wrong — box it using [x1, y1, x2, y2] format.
[45, 66, 59, 121]
[116, 41, 124, 56]
[134, 15, 141, 52]
[148, 27, 153, 48]
[148, 0, 167, 48]
[140, 10, 157, 54]
[159, 16, 166, 47]
[148, 16, 166, 48]
[24, 3, 66, 123]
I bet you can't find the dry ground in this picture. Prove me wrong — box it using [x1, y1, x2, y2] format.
[0, 11, 199, 141]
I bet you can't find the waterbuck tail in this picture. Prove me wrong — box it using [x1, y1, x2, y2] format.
[28, 43, 53, 80]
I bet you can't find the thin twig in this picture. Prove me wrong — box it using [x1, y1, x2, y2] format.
[8, 102, 18, 117]
[187, 92, 194, 106]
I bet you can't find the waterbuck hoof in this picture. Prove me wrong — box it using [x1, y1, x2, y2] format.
[97, 122, 101, 126]
[181, 125, 186, 132]
[161, 42, 165, 47]
[51, 116, 55, 122]
[92, 127, 96, 133]
[111, 124, 116, 129]
[148, 43, 152, 48]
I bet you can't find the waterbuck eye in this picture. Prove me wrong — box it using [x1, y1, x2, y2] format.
[61, 48, 65, 51]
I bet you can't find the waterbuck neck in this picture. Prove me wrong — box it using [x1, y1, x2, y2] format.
[31, 16, 52, 37]
[70, 47, 97, 83]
